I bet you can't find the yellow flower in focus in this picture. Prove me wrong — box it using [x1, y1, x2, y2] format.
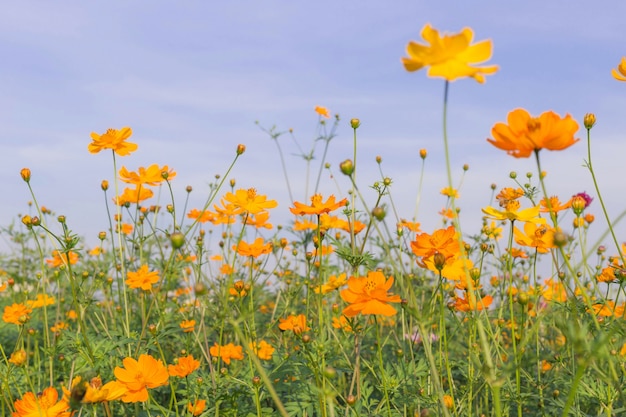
[224, 188, 278, 215]
[89, 127, 137, 156]
[487, 109, 579, 158]
[482, 201, 546, 224]
[513, 223, 556, 254]
[612, 57, 626, 81]
[402, 24, 498, 83]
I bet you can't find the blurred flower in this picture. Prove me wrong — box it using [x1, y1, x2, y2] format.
[64, 376, 127, 404]
[126, 265, 160, 291]
[542, 278, 567, 302]
[114, 354, 169, 402]
[180, 319, 196, 333]
[46, 250, 79, 268]
[8, 349, 27, 366]
[290, 194, 348, 216]
[188, 400, 207, 416]
[402, 24, 498, 83]
[397, 219, 421, 233]
[12, 387, 70, 417]
[332, 315, 354, 333]
[89, 127, 137, 156]
[539, 196, 571, 214]
[2, 303, 32, 325]
[234, 237, 273, 258]
[243, 211, 273, 229]
[482, 221, 502, 240]
[114, 186, 154, 206]
[487, 109, 579, 158]
[210, 343, 244, 365]
[278, 314, 310, 335]
[168, 355, 200, 378]
[249, 340, 275, 360]
[315, 106, 330, 118]
[612, 57, 626, 81]
[314, 273, 347, 294]
[224, 188, 277, 214]
[411, 226, 460, 259]
[454, 292, 493, 312]
[440, 187, 459, 198]
[26, 293, 55, 309]
[340, 270, 402, 317]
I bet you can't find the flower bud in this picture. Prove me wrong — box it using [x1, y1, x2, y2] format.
[236, 144, 246, 155]
[350, 118, 360, 129]
[419, 149, 427, 159]
[20, 168, 31, 182]
[339, 159, 354, 176]
[21, 215, 32, 228]
[375, 155, 382, 164]
[584, 113, 596, 129]
[372, 207, 386, 221]
[170, 232, 185, 249]
[433, 252, 447, 271]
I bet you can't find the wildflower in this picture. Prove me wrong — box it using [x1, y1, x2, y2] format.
[188, 400, 207, 416]
[119, 164, 176, 186]
[572, 192, 593, 208]
[482, 201, 546, 224]
[50, 322, 69, 333]
[584, 113, 596, 129]
[315, 106, 330, 118]
[454, 293, 493, 312]
[442, 394, 454, 410]
[495, 187, 525, 207]
[12, 387, 71, 417]
[540, 196, 571, 214]
[88, 127, 137, 156]
[64, 376, 127, 404]
[514, 223, 556, 254]
[440, 187, 459, 198]
[114, 186, 153, 206]
[119, 223, 133, 235]
[243, 211, 273, 229]
[26, 293, 55, 309]
[290, 194, 348, 216]
[487, 109, 579, 158]
[223, 188, 277, 215]
[187, 208, 216, 223]
[314, 273, 347, 294]
[508, 248, 529, 259]
[2, 303, 32, 325]
[591, 301, 624, 318]
[482, 221, 502, 240]
[397, 219, 421, 233]
[542, 278, 567, 302]
[278, 314, 310, 335]
[209, 343, 244, 365]
[249, 340, 275, 360]
[8, 349, 27, 366]
[411, 226, 460, 259]
[541, 360, 553, 373]
[229, 280, 248, 297]
[332, 316, 354, 333]
[612, 57, 626, 81]
[46, 250, 79, 268]
[168, 355, 200, 378]
[114, 354, 169, 402]
[402, 24, 498, 83]
[234, 237, 273, 258]
[180, 319, 196, 333]
[126, 265, 160, 291]
[340, 270, 402, 317]
[20, 168, 31, 182]
[422, 255, 474, 281]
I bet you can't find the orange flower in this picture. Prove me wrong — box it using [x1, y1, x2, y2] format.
[340, 270, 402, 317]
[411, 226, 460, 259]
[8, 349, 27, 366]
[119, 164, 176, 186]
[495, 187, 525, 207]
[46, 250, 79, 268]
[249, 340, 275, 360]
[209, 343, 244, 365]
[114, 186, 154, 206]
[402, 24, 498, 83]
[315, 106, 330, 118]
[126, 265, 160, 290]
[332, 315, 354, 333]
[88, 127, 137, 156]
[243, 211, 273, 229]
[278, 314, 310, 334]
[454, 293, 493, 312]
[290, 194, 348, 216]
[540, 196, 571, 214]
[180, 319, 196, 333]
[397, 219, 421, 233]
[168, 355, 200, 378]
[3, 303, 32, 325]
[319, 214, 365, 234]
[188, 399, 207, 416]
[13, 387, 71, 417]
[223, 188, 277, 214]
[114, 354, 169, 402]
[234, 237, 273, 258]
[314, 273, 347, 294]
[542, 278, 567, 302]
[612, 57, 626, 82]
[26, 293, 55, 309]
[487, 108, 579, 158]
[64, 376, 127, 403]
[513, 223, 556, 254]
[186, 208, 216, 223]
[440, 187, 459, 198]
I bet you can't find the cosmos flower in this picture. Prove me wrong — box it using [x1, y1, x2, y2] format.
[114, 354, 169, 403]
[119, 164, 176, 186]
[2, 303, 32, 325]
[233, 237, 273, 258]
[315, 106, 331, 118]
[168, 355, 200, 378]
[411, 226, 460, 259]
[402, 24, 498, 83]
[209, 343, 244, 365]
[290, 194, 348, 216]
[223, 188, 278, 215]
[12, 387, 71, 417]
[612, 57, 626, 81]
[126, 265, 160, 290]
[249, 340, 275, 361]
[88, 127, 137, 156]
[513, 223, 556, 253]
[482, 201, 546, 224]
[340, 270, 402, 317]
[278, 314, 310, 335]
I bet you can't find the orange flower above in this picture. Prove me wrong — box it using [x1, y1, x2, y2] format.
[612, 57, 626, 82]
[88, 127, 137, 156]
[315, 106, 331, 118]
[114, 354, 169, 403]
[402, 24, 498, 83]
[249, 340, 275, 361]
[13, 387, 70, 417]
[411, 226, 460, 259]
[290, 194, 348, 216]
[168, 355, 200, 378]
[487, 108, 579, 158]
[513, 223, 556, 254]
[126, 265, 160, 290]
[495, 187, 525, 207]
[340, 271, 402, 317]
[210, 343, 244, 365]
[234, 237, 273, 258]
[119, 164, 176, 186]
[3, 303, 32, 325]
[278, 314, 310, 334]
[539, 196, 571, 214]
[223, 188, 278, 215]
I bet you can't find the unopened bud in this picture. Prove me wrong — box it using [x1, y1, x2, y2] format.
[20, 168, 31, 182]
[101, 180, 109, 191]
[339, 159, 354, 176]
[236, 144, 246, 155]
[419, 149, 427, 159]
[584, 113, 596, 130]
[350, 118, 360, 129]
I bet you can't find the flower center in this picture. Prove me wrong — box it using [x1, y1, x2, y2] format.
[526, 118, 541, 132]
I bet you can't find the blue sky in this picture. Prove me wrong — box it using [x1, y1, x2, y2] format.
[2, 1, 626, 252]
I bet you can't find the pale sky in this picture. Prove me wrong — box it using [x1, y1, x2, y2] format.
[2, 1, 626, 253]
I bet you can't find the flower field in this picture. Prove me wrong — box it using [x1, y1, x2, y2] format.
[2, 24, 626, 417]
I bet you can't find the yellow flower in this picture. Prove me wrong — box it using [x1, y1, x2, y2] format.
[2, 303, 32, 325]
[88, 127, 137, 156]
[119, 164, 176, 186]
[249, 340, 275, 361]
[482, 201, 546, 224]
[278, 314, 310, 335]
[8, 349, 27, 366]
[223, 188, 277, 215]
[114, 186, 154, 206]
[209, 343, 244, 365]
[114, 354, 169, 403]
[612, 57, 626, 81]
[402, 24, 498, 83]
[13, 387, 70, 417]
[314, 273, 347, 294]
[26, 293, 55, 309]
[340, 271, 402, 317]
[233, 237, 273, 258]
[64, 376, 127, 404]
[168, 355, 200, 378]
[290, 194, 348, 216]
[513, 223, 556, 254]
[315, 106, 330, 118]
[126, 265, 160, 290]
